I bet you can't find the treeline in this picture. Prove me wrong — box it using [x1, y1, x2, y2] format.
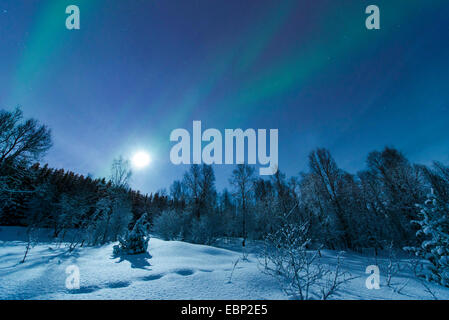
[0, 161, 168, 238]
[2, 107, 449, 253]
[0, 108, 168, 247]
[153, 148, 449, 251]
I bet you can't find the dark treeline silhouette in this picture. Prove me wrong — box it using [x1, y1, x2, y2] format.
[0, 162, 168, 231]
[0, 107, 169, 248]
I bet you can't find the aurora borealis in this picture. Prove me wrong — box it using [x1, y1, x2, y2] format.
[1, 0, 448, 193]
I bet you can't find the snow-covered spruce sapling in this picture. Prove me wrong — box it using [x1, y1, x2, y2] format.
[113, 213, 150, 256]
[406, 190, 449, 287]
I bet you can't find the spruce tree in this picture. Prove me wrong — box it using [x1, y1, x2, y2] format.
[409, 190, 449, 286]
[113, 213, 150, 255]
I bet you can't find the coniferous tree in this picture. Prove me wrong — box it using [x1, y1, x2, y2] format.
[114, 213, 150, 255]
[408, 190, 449, 286]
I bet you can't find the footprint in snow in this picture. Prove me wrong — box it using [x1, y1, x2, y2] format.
[140, 274, 164, 281]
[106, 281, 131, 289]
[174, 269, 195, 276]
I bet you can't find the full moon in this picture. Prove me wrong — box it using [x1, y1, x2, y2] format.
[131, 151, 151, 169]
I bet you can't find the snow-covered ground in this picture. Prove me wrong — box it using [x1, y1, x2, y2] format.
[1, 226, 449, 300]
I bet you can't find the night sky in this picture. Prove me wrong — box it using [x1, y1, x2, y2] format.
[1, 0, 448, 193]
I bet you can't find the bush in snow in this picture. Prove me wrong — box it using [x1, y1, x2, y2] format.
[263, 221, 351, 300]
[88, 191, 133, 245]
[113, 213, 150, 255]
[152, 209, 222, 245]
[152, 210, 186, 240]
[189, 214, 221, 245]
[406, 191, 449, 287]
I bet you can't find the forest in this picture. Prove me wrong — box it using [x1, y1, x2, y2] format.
[1, 107, 449, 291]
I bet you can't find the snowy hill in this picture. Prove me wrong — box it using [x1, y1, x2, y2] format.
[1, 227, 449, 300]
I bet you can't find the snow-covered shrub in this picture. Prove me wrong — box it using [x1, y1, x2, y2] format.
[113, 213, 150, 255]
[153, 209, 222, 245]
[406, 191, 449, 287]
[263, 221, 351, 300]
[264, 222, 317, 299]
[152, 210, 186, 240]
[109, 198, 134, 240]
[87, 194, 133, 245]
[189, 214, 221, 245]
[21, 227, 39, 263]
